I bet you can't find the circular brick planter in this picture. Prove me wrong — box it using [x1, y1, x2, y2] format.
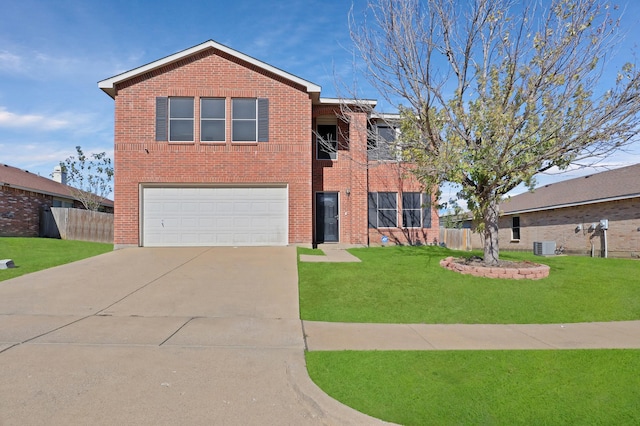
[439, 257, 550, 280]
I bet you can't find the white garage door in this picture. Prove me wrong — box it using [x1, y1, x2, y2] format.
[142, 186, 288, 247]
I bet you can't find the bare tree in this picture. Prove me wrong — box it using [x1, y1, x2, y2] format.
[61, 146, 114, 211]
[350, 0, 640, 265]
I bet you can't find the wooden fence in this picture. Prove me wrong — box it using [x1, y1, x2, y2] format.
[40, 207, 113, 244]
[439, 227, 472, 251]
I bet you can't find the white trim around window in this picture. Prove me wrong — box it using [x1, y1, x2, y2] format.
[168, 97, 194, 142]
[200, 98, 226, 142]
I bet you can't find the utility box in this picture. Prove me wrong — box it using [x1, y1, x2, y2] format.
[533, 241, 556, 256]
[0, 259, 15, 269]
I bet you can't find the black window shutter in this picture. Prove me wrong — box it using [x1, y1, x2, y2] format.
[156, 97, 168, 141]
[368, 192, 378, 228]
[257, 98, 269, 142]
[422, 193, 432, 228]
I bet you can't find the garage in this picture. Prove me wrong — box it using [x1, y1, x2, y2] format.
[142, 186, 288, 247]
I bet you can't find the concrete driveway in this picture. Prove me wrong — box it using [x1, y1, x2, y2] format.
[0, 247, 388, 425]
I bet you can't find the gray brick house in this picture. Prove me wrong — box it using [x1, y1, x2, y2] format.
[467, 164, 640, 258]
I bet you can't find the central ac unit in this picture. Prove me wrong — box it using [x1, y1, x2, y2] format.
[533, 241, 556, 256]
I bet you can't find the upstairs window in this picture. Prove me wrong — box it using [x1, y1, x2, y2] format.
[368, 125, 397, 160]
[156, 97, 267, 143]
[232, 98, 269, 142]
[169, 97, 194, 141]
[317, 124, 338, 160]
[232, 98, 257, 141]
[201, 98, 225, 142]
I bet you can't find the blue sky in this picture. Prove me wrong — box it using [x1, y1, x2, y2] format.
[1, 0, 639, 203]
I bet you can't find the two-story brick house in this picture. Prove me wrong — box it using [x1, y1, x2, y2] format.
[99, 40, 438, 248]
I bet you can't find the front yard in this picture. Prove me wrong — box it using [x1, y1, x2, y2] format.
[0, 237, 113, 282]
[307, 349, 640, 425]
[299, 246, 640, 425]
[299, 245, 640, 324]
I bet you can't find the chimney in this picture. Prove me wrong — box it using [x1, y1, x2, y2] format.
[52, 165, 67, 185]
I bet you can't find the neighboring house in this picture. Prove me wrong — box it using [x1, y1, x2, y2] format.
[466, 164, 640, 258]
[0, 164, 114, 237]
[98, 40, 438, 248]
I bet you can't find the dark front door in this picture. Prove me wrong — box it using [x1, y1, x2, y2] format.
[316, 192, 339, 243]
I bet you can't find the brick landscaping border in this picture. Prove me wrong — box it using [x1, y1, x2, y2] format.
[439, 256, 550, 280]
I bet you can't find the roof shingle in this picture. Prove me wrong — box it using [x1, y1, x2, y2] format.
[501, 163, 640, 214]
[0, 163, 113, 207]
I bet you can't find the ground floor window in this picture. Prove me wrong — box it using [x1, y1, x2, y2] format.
[52, 199, 74, 208]
[368, 192, 432, 229]
[402, 192, 432, 228]
[512, 216, 521, 240]
[368, 192, 397, 228]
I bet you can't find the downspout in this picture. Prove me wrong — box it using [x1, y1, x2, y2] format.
[366, 157, 370, 247]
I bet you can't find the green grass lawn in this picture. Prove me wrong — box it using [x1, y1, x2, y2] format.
[0, 237, 113, 281]
[300, 246, 640, 425]
[298, 245, 640, 324]
[306, 349, 640, 425]
[297, 247, 325, 256]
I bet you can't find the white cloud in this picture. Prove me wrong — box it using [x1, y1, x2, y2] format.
[0, 45, 116, 82]
[0, 141, 114, 183]
[0, 106, 69, 130]
[0, 50, 23, 72]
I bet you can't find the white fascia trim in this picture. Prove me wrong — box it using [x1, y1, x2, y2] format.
[318, 97, 377, 107]
[371, 112, 400, 120]
[99, 40, 322, 98]
[501, 193, 640, 216]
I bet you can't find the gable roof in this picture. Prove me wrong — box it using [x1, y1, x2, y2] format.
[98, 40, 322, 99]
[501, 163, 640, 215]
[0, 163, 113, 207]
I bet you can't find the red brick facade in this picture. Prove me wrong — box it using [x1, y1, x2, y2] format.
[104, 41, 439, 248]
[366, 162, 439, 246]
[0, 187, 52, 237]
[112, 48, 312, 247]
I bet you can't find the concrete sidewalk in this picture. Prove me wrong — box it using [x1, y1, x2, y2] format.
[0, 247, 391, 426]
[2, 246, 638, 425]
[303, 320, 640, 351]
[300, 248, 640, 352]
[299, 247, 361, 263]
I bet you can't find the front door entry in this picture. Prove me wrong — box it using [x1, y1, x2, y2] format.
[316, 192, 339, 243]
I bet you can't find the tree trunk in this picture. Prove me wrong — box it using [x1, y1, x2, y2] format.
[483, 199, 500, 266]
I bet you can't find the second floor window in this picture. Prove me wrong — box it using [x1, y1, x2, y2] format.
[232, 98, 257, 142]
[169, 97, 194, 142]
[201, 98, 225, 142]
[368, 125, 397, 161]
[157, 97, 268, 143]
[317, 124, 338, 160]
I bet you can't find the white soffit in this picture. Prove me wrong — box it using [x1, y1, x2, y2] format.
[318, 97, 377, 107]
